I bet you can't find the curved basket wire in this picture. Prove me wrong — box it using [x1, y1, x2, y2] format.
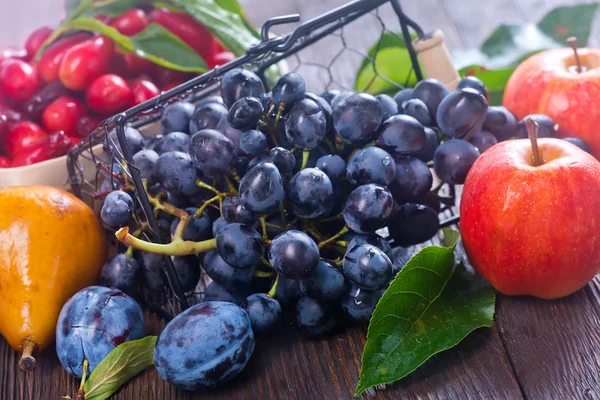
[66, 0, 444, 318]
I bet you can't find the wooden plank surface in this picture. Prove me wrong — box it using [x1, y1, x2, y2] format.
[2, 0, 600, 399]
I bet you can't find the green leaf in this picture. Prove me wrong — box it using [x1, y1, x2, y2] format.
[42, 18, 207, 72]
[171, 0, 259, 56]
[538, 3, 600, 46]
[355, 230, 495, 397]
[214, 0, 260, 39]
[153, 1, 183, 12]
[354, 47, 417, 94]
[67, 0, 149, 18]
[458, 65, 516, 105]
[83, 336, 157, 400]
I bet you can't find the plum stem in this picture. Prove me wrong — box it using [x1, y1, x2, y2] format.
[116, 227, 216, 256]
[526, 118, 542, 166]
[79, 359, 89, 391]
[19, 339, 36, 372]
[318, 226, 349, 249]
[567, 36, 582, 73]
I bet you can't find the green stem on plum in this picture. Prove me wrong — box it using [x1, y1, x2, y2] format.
[300, 149, 311, 170]
[116, 227, 217, 256]
[317, 226, 349, 249]
[267, 274, 280, 298]
[254, 269, 274, 278]
[525, 118, 542, 166]
[195, 195, 220, 217]
[74, 359, 89, 400]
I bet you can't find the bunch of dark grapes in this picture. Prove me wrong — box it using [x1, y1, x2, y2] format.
[94, 71, 591, 390]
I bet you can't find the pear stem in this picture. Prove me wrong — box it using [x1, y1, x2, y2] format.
[19, 339, 36, 372]
[567, 36, 583, 73]
[526, 118, 542, 167]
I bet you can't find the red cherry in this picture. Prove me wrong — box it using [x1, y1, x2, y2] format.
[69, 136, 80, 147]
[4, 121, 48, 158]
[76, 115, 104, 138]
[151, 65, 190, 88]
[161, 81, 184, 91]
[1, 48, 29, 61]
[25, 26, 53, 57]
[59, 36, 115, 90]
[123, 53, 154, 76]
[109, 9, 149, 36]
[10, 130, 71, 167]
[0, 59, 40, 101]
[0, 155, 10, 168]
[129, 78, 160, 105]
[38, 32, 91, 83]
[86, 74, 134, 115]
[42, 95, 87, 137]
[210, 51, 236, 68]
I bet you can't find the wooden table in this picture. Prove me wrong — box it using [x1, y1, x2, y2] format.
[2, 0, 600, 398]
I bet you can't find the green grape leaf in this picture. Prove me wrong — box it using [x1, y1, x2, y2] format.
[66, 0, 149, 18]
[214, 0, 261, 39]
[83, 336, 157, 400]
[170, 0, 259, 55]
[538, 3, 600, 45]
[38, 18, 207, 72]
[354, 47, 417, 94]
[355, 229, 495, 397]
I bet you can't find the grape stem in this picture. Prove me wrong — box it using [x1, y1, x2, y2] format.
[300, 149, 311, 170]
[526, 118, 542, 166]
[260, 258, 273, 268]
[259, 216, 268, 242]
[334, 240, 349, 247]
[567, 36, 583, 73]
[116, 227, 217, 256]
[254, 269, 274, 278]
[317, 226, 349, 249]
[319, 213, 343, 223]
[267, 273, 280, 298]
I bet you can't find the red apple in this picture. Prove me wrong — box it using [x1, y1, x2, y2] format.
[460, 136, 600, 299]
[503, 47, 600, 157]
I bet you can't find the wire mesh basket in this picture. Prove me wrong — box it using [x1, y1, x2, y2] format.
[67, 0, 461, 318]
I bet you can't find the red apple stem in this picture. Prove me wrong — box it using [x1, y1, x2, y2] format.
[567, 36, 582, 73]
[526, 118, 542, 167]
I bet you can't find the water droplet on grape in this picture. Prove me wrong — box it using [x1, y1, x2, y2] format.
[382, 156, 391, 166]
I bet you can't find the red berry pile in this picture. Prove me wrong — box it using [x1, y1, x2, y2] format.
[0, 7, 234, 168]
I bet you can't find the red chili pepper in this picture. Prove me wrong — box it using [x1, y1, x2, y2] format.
[11, 130, 72, 167]
[149, 8, 218, 65]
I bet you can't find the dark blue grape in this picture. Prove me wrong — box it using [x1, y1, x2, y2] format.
[376, 94, 398, 122]
[376, 114, 425, 156]
[288, 168, 333, 218]
[483, 106, 518, 141]
[143, 133, 162, 151]
[343, 244, 392, 290]
[189, 129, 237, 176]
[269, 147, 295, 173]
[101, 191, 134, 229]
[468, 129, 498, 153]
[219, 119, 245, 156]
[107, 126, 144, 156]
[457, 76, 488, 99]
[161, 102, 194, 134]
[347, 234, 392, 259]
[411, 78, 450, 122]
[170, 207, 212, 242]
[391, 246, 417, 275]
[517, 114, 557, 138]
[140, 252, 166, 292]
[285, 98, 327, 149]
[195, 95, 225, 108]
[316, 154, 345, 181]
[203, 250, 253, 291]
[272, 73, 306, 107]
[343, 184, 394, 234]
[155, 131, 190, 154]
[212, 217, 229, 237]
[269, 230, 319, 279]
[299, 260, 348, 301]
[222, 195, 257, 225]
[388, 157, 432, 200]
[98, 254, 140, 295]
[293, 145, 327, 172]
[154, 302, 254, 390]
[233, 156, 250, 177]
[155, 151, 201, 197]
[332, 92, 382, 145]
[274, 275, 301, 307]
[340, 284, 384, 323]
[189, 102, 228, 134]
[239, 162, 284, 214]
[228, 97, 264, 130]
[204, 281, 247, 305]
[242, 293, 282, 334]
[436, 88, 488, 139]
[563, 137, 592, 153]
[330, 90, 353, 110]
[414, 127, 439, 162]
[216, 223, 264, 269]
[56, 286, 144, 378]
[221, 68, 264, 108]
[347, 147, 395, 186]
[172, 255, 201, 292]
[392, 88, 414, 109]
[433, 139, 480, 185]
[296, 296, 337, 337]
[401, 98, 432, 126]
[320, 89, 341, 105]
[388, 203, 440, 246]
[247, 154, 272, 170]
[305, 92, 333, 134]
[133, 149, 158, 184]
[240, 129, 267, 156]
